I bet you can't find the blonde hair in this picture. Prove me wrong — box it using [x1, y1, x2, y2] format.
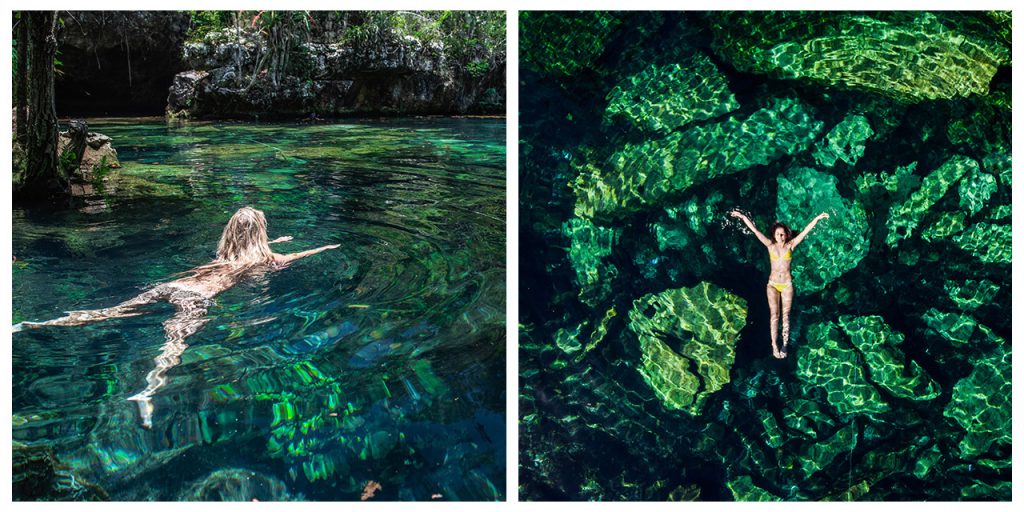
[180, 207, 275, 278]
[215, 207, 275, 265]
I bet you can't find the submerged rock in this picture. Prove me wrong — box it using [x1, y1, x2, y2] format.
[573, 97, 822, 219]
[944, 279, 1001, 312]
[885, 155, 976, 247]
[181, 468, 295, 501]
[628, 282, 747, 415]
[943, 346, 1011, 460]
[563, 217, 621, 306]
[957, 169, 998, 216]
[604, 53, 739, 134]
[920, 212, 967, 243]
[812, 114, 874, 168]
[776, 166, 870, 294]
[798, 322, 887, 417]
[708, 12, 1010, 103]
[799, 421, 858, 479]
[13, 443, 107, 501]
[726, 476, 781, 501]
[520, 11, 620, 77]
[838, 316, 940, 401]
[952, 222, 1011, 264]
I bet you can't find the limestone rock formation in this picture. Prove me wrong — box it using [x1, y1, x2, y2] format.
[628, 283, 747, 415]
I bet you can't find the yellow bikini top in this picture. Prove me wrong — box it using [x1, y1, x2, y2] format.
[769, 248, 792, 261]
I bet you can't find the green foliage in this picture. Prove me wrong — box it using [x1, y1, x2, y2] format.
[187, 11, 236, 42]
[340, 11, 504, 67]
[466, 59, 490, 78]
[58, 146, 78, 177]
[92, 155, 113, 187]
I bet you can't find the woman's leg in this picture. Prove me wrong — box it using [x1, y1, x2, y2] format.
[766, 285, 781, 358]
[15, 289, 160, 331]
[780, 285, 795, 357]
[127, 297, 209, 429]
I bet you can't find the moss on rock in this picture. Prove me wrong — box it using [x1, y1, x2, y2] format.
[628, 282, 747, 414]
[943, 346, 1011, 460]
[812, 114, 873, 168]
[563, 217, 621, 306]
[798, 321, 887, 416]
[604, 53, 739, 134]
[885, 155, 976, 247]
[838, 315, 940, 401]
[708, 12, 1010, 103]
[776, 167, 870, 293]
[952, 222, 1011, 264]
[574, 97, 822, 219]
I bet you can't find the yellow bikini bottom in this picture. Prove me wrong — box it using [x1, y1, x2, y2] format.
[768, 281, 791, 293]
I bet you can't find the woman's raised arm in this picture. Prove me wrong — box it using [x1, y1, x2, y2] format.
[789, 212, 829, 248]
[730, 210, 772, 247]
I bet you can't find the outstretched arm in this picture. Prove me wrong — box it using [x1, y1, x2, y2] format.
[273, 244, 340, 265]
[269, 236, 293, 244]
[729, 210, 772, 247]
[789, 212, 830, 248]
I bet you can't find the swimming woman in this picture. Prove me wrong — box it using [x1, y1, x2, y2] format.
[729, 209, 829, 359]
[14, 207, 340, 428]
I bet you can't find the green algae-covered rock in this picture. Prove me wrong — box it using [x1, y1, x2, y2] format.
[554, 322, 585, 355]
[982, 151, 1011, 189]
[781, 398, 836, 440]
[953, 222, 1011, 264]
[960, 480, 1012, 500]
[987, 205, 1011, 221]
[922, 309, 977, 345]
[574, 97, 822, 219]
[812, 114, 874, 168]
[885, 155, 976, 247]
[798, 322, 887, 416]
[945, 279, 1001, 312]
[943, 346, 1011, 460]
[920, 211, 967, 242]
[708, 12, 1010, 103]
[604, 53, 740, 134]
[958, 169, 998, 216]
[799, 421, 857, 479]
[563, 217, 621, 306]
[628, 282, 747, 414]
[776, 167, 870, 293]
[838, 316, 940, 401]
[652, 191, 726, 254]
[757, 409, 785, 449]
[726, 476, 781, 501]
[521, 11, 620, 77]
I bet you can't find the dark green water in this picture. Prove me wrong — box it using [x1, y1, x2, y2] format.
[519, 12, 1010, 501]
[13, 118, 505, 500]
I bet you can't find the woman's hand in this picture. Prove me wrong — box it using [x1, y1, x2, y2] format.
[816, 212, 830, 221]
[269, 236, 294, 244]
[729, 210, 747, 220]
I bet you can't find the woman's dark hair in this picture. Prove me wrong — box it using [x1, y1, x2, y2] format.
[770, 222, 793, 242]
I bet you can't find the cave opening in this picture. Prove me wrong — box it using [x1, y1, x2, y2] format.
[54, 12, 190, 117]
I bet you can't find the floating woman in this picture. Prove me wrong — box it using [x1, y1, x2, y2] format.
[14, 207, 340, 428]
[729, 209, 829, 359]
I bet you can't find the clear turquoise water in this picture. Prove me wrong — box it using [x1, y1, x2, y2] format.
[12, 118, 506, 500]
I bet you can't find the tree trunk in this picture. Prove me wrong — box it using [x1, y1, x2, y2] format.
[16, 12, 29, 145]
[20, 11, 64, 198]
